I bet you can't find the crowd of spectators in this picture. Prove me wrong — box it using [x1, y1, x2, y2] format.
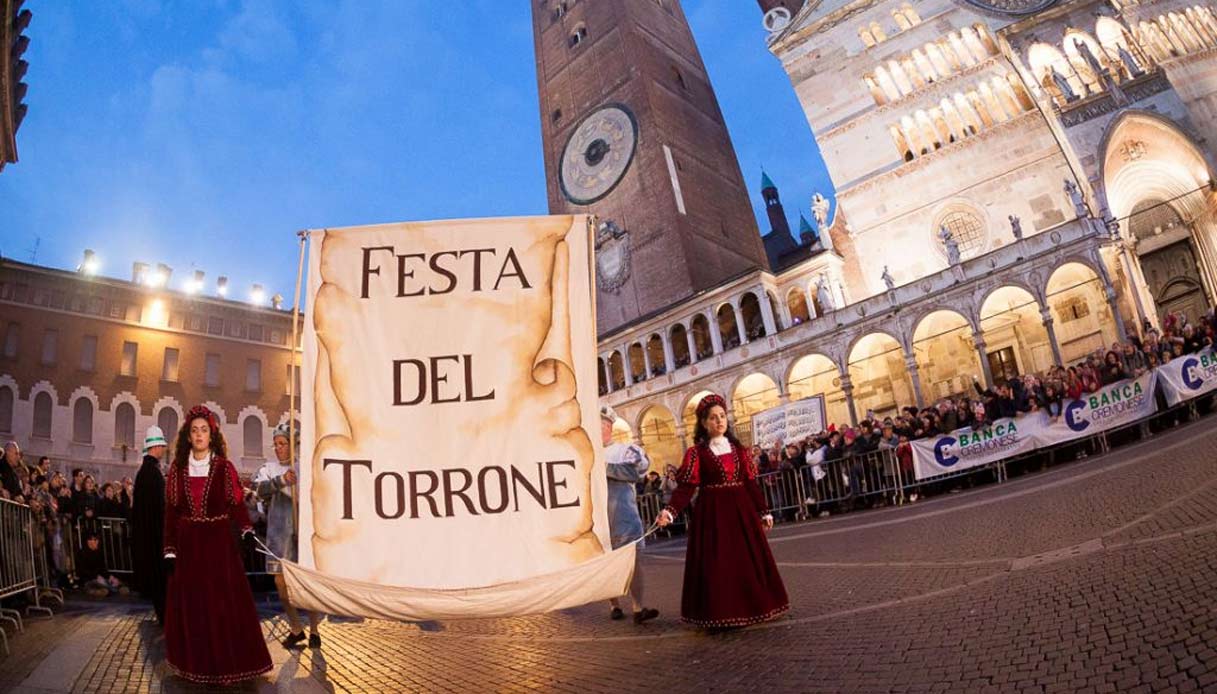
[634, 308, 1217, 522]
[1, 445, 137, 595]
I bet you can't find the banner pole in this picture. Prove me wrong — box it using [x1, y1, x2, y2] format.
[288, 230, 308, 538]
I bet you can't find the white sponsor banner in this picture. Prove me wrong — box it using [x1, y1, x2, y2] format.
[287, 215, 634, 621]
[1037, 371, 1158, 443]
[911, 416, 1042, 480]
[750, 396, 827, 450]
[1157, 348, 1217, 406]
[913, 371, 1161, 480]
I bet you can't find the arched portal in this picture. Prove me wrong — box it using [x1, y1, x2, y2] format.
[787, 354, 848, 427]
[1102, 112, 1217, 329]
[1046, 263, 1121, 361]
[670, 324, 691, 368]
[638, 405, 682, 474]
[912, 310, 981, 399]
[646, 334, 665, 377]
[718, 304, 742, 350]
[740, 292, 765, 340]
[608, 351, 626, 390]
[731, 373, 781, 446]
[611, 417, 633, 445]
[691, 314, 714, 361]
[847, 333, 912, 418]
[979, 286, 1053, 382]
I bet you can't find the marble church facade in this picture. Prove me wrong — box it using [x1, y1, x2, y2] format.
[564, 0, 1217, 474]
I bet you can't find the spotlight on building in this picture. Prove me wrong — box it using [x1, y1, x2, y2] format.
[217, 276, 229, 297]
[78, 249, 100, 275]
[185, 270, 205, 295]
[271, 293, 284, 310]
[250, 284, 266, 305]
[131, 262, 149, 285]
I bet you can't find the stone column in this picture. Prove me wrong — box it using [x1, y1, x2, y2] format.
[601, 356, 613, 392]
[973, 334, 994, 388]
[685, 323, 698, 363]
[806, 288, 819, 319]
[731, 298, 748, 346]
[840, 372, 858, 427]
[904, 355, 925, 409]
[622, 345, 635, 386]
[675, 424, 689, 452]
[1039, 308, 1065, 367]
[1106, 217, 1146, 338]
[641, 343, 653, 379]
[758, 290, 778, 336]
[662, 332, 676, 374]
[708, 310, 724, 355]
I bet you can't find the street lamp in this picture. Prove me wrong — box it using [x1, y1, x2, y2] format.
[250, 284, 265, 305]
[185, 270, 205, 295]
[217, 276, 229, 297]
[77, 249, 99, 275]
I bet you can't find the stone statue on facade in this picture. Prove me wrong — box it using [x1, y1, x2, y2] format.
[881, 266, 895, 291]
[939, 225, 961, 265]
[1008, 214, 1023, 240]
[1050, 68, 1077, 103]
[1064, 179, 1089, 218]
[811, 193, 830, 230]
[1118, 45, 1144, 77]
[815, 274, 835, 312]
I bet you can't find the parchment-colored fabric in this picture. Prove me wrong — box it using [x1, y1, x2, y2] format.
[294, 215, 619, 619]
[281, 541, 636, 622]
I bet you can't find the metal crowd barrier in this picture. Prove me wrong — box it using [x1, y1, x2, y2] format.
[0, 498, 54, 655]
[64, 516, 270, 581]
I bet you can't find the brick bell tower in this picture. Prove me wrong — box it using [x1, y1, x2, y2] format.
[532, 0, 769, 336]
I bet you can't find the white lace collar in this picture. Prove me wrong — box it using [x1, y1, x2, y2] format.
[187, 451, 212, 477]
[708, 436, 732, 456]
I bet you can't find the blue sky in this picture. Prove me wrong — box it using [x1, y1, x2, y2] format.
[0, 0, 832, 301]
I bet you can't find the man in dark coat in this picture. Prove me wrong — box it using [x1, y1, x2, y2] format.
[130, 426, 168, 623]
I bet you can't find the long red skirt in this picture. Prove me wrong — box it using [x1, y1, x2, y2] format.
[164, 518, 272, 684]
[680, 485, 789, 627]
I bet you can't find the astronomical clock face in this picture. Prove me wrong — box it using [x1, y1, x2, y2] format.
[957, 0, 1058, 16]
[559, 104, 638, 205]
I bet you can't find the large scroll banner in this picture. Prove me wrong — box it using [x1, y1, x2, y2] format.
[1037, 371, 1158, 443]
[283, 215, 635, 622]
[1157, 348, 1217, 406]
[750, 396, 827, 450]
[911, 415, 1042, 480]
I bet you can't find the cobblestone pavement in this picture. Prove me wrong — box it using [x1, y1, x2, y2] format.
[6, 417, 1217, 693]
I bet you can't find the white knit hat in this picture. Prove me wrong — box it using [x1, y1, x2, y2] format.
[143, 426, 167, 452]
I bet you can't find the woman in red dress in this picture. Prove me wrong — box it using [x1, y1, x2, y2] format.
[163, 405, 272, 684]
[657, 393, 789, 627]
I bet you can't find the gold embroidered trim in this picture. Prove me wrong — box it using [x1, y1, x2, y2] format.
[184, 514, 229, 523]
[167, 659, 272, 685]
[703, 481, 743, 489]
[682, 603, 790, 628]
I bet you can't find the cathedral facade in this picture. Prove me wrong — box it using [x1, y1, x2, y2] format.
[533, 0, 1217, 475]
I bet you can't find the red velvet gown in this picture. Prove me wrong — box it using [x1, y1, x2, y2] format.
[664, 441, 789, 627]
[163, 457, 272, 684]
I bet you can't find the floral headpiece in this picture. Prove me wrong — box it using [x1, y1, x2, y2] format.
[695, 393, 727, 420]
[185, 404, 221, 433]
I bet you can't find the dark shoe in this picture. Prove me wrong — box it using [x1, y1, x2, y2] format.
[633, 607, 659, 625]
[610, 607, 625, 621]
[308, 632, 321, 649]
[281, 630, 306, 649]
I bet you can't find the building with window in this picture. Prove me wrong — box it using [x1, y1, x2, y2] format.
[532, 0, 1217, 476]
[0, 257, 299, 482]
